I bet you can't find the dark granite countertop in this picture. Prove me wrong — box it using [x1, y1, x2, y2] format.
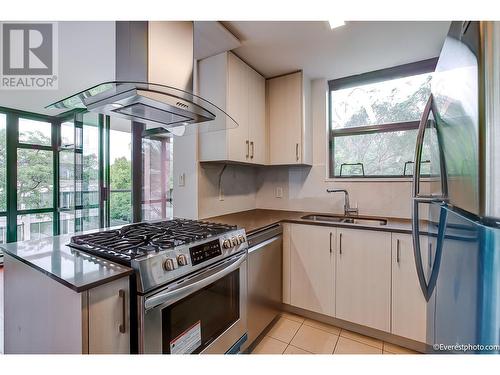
[205, 209, 426, 235]
[1, 231, 133, 293]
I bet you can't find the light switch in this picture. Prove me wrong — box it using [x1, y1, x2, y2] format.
[178, 173, 185, 187]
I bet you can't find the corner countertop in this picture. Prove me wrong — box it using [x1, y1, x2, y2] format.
[205, 209, 424, 235]
[1, 231, 133, 293]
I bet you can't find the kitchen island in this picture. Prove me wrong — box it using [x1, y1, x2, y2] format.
[1, 233, 133, 354]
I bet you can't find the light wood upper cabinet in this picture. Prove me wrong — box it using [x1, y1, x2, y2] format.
[267, 71, 312, 165]
[391, 233, 427, 343]
[289, 224, 335, 316]
[198, 51, 266, 164]
[335, 228, 391, 332]
[248, 67, 266, 164]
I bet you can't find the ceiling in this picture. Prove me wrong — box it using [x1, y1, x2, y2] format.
[222, 21, 451, 80]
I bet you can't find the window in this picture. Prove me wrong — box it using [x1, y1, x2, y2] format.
[329, 58, 437, 178]
[109, 122, 132, 227]
[18, 118, 52, 146]
[0, 113, 6, 244]
[0, 106, 171, 246]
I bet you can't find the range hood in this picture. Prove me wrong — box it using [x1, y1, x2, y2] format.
[46, 21, 238, 135]
[46, 81, 238, 133]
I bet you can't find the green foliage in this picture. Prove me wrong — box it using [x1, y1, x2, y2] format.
[0, 128, 54, 210]
[333, 75, 432, 176]
[110, 157, 132, 223]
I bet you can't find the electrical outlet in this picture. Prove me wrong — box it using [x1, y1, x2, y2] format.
[275, 186, 283, 198]
[178, 173, 185, 187]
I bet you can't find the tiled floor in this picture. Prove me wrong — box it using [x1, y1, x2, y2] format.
[251, 312, 419, 355]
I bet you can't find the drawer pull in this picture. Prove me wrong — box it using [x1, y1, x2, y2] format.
[119, 289, 126, 334]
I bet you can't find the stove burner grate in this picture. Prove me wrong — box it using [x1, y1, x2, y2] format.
[68, 218, 236, 265]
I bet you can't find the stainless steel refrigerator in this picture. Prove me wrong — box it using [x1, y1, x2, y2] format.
[412, 21, 500, 353]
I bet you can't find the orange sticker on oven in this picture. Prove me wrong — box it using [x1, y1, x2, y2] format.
[170, 321, 202, 354]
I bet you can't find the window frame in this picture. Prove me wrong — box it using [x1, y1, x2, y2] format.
[327, 57, 438, 179]
[0, 106, 61, 242]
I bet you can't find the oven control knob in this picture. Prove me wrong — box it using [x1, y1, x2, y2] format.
[223, 239, 231, 249]
[163, 258, 176, 271]
[231, 237, 238, 246]
[177, 254, 188, 266]
[238, 235, 245, 243]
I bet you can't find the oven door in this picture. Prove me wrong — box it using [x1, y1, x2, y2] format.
[139, 251, 247, 354]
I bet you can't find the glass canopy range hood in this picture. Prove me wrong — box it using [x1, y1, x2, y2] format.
[46, 81, 238, 135]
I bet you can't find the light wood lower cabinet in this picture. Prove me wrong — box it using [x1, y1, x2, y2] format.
[391, 233, 427, 343]
[282, 224, 428, 342]
[335, 228, 392, 332]
[288, 224, 335, 316]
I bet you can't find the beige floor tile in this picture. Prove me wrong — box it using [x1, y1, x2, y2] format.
[383, 342, 419, 354]
[290, 324, 339, 354]
[267, 317, 301, 343]
[280, 312, 305, 324]
[303, 319, 341, 335]
[340, 329, 383, 349]
[334, 337, 382, 354]
[252, 336, 287, 354]
[284, 345, 311, 354]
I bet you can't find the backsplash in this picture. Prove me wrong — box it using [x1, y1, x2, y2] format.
[198, 163, 258, 219]
[255, 164, 428, 219]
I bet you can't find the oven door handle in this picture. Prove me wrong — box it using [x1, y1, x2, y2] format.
[144, 252, 247, 311]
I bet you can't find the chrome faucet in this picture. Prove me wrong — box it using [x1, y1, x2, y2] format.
[327, 189, 359, 216]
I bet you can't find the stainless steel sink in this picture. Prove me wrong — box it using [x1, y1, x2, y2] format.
[341, 217, 387, 226]
[301, 214, 387, 226]
[300, 214, 345, 222]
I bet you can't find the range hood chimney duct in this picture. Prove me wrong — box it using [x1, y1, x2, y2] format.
[47, 21, 237, 134]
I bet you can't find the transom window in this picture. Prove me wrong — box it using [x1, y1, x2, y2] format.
[328, 58, 437, 178]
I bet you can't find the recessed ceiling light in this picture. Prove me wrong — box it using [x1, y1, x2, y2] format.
[110, 103, 123, 108]
[328, 20, 345, 29]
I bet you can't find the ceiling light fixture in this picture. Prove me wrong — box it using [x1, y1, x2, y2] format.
[328, 20, 346, 29]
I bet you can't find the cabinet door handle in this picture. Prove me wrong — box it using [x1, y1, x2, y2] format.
[329, 232, 332, 254]
[396, 239, 401, 263]
[295, 143, 299, 162]
[339, 233, 342, 255]
[246, 140, 249, 159]
[250, 141, 254, 159]
[119, 289, 126, 334]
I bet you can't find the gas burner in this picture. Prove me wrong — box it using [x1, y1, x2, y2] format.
[68, 218, 238, 265]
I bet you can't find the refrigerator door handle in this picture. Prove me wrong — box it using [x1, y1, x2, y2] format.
[412, 95, 433, 199]
[412, 95, 448, 203]
[412, 201, 447, 301]
[411, 94, 448, 302]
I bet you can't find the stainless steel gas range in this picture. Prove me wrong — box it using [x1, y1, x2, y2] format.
[69, 218, 248, 354]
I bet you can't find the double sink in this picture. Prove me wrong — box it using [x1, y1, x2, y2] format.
[301, 214, 387, 226]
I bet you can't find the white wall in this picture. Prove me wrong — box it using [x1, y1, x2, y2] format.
[0, 21, 116, 115]
[198, 163, 258, 219]
[255, 79, 429, 219]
